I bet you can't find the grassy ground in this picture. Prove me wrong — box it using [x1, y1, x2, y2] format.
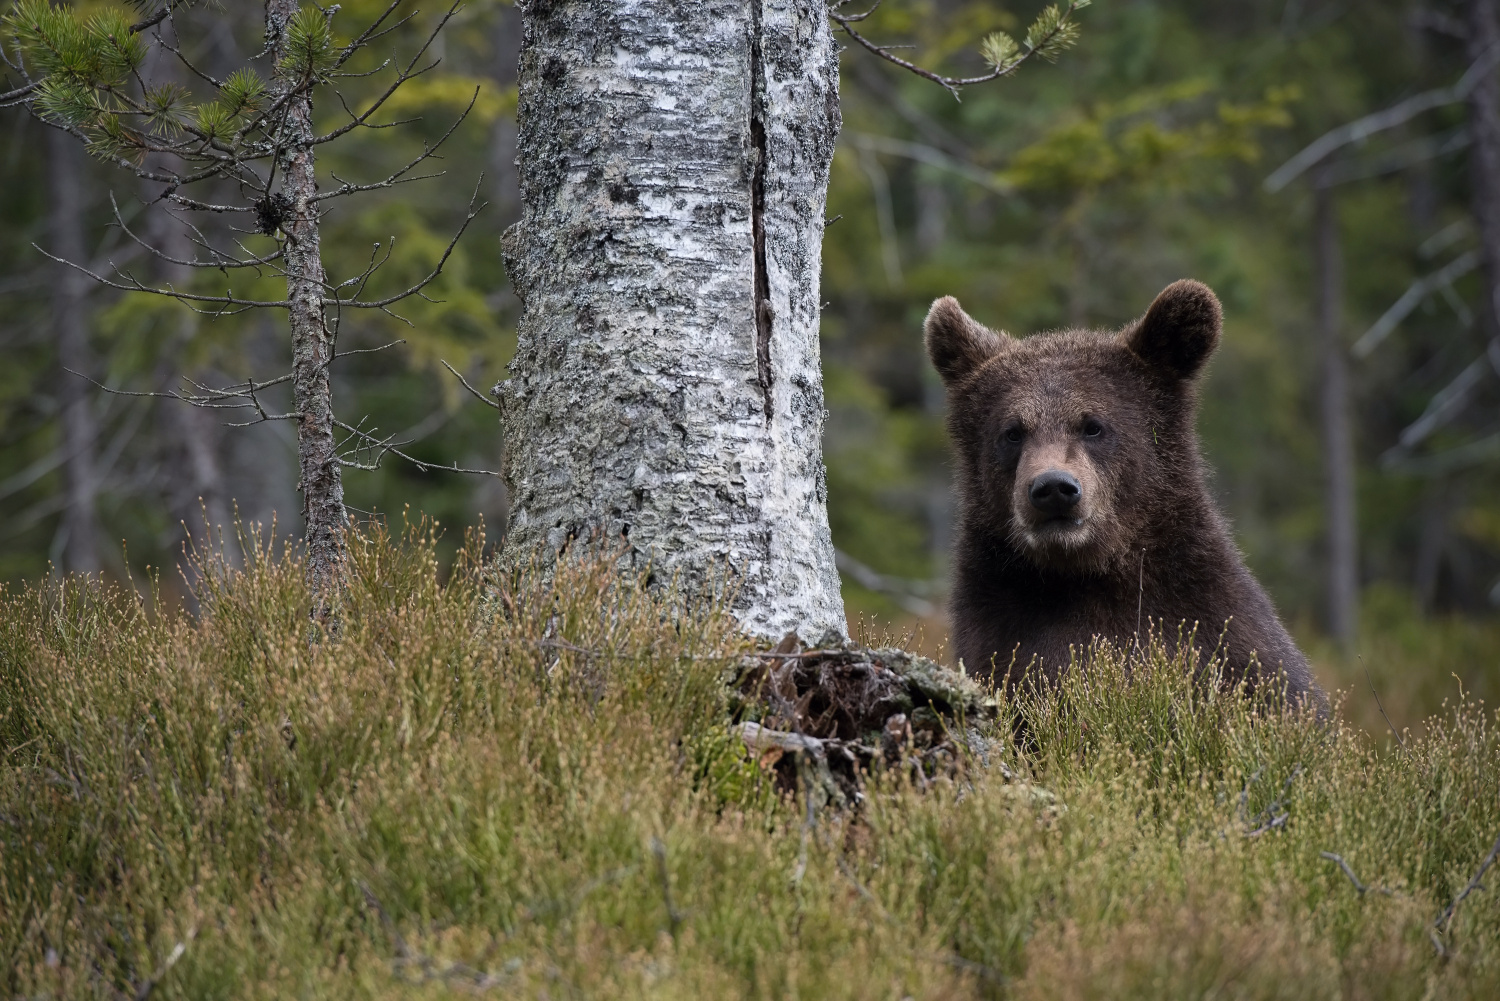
[2, 526, 1497, 999]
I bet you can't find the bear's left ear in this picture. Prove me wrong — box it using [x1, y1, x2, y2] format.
[1122, 279, 1222, 381]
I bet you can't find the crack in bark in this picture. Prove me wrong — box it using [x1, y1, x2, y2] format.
[749, 0, 773, 425]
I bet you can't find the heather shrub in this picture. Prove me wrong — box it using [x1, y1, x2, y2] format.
[1, 525, 1495, 998]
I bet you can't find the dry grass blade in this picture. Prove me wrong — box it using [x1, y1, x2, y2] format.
[0, 523, 1496, 997]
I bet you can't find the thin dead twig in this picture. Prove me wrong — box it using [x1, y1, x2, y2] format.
[1320, 851, 1393, 896]
[331, 180, 486, 310]
[362, 882, 509, 992]
[1361, 658, 1409, 757]
[334, 417, 499, 476]
[828, 0, 1089, 101]
[1241, 764, 1302, 838]
[1433, 831, 1500, 952]
[650, 837, 686, 938]
[313, 88, 479, 204]
[34, 246, 288, 310]
[131, 928, 195, 1001]
[441, 359, 501, 410]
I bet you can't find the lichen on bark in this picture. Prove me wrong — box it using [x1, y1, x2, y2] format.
[499, 0, 846, 642]
[268, 0, 346, 599]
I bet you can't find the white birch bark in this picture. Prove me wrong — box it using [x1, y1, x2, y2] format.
[499, 0, 846, 643]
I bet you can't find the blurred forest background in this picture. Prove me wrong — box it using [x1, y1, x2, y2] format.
[1, 0, 1497, 731]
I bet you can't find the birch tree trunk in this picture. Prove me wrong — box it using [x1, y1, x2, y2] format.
[267, 0, 345, 597]
[499, 0, 847, 643]
[47, 126, 101, 575]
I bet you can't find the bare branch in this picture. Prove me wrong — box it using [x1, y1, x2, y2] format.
[1361, 659, 1409, 757]
[314, 3, 463, 146]
[1266, 43, 1500, 192]
[155, 33, 225, 90]
[846, 132, 1010, 194]
[337, 339, 407, 360]
[109, 193, 283, 270]
[1317, 126, 1470, 188]
[835, 547, 937, 616]
[335, 418, 499, 476]
[34, 245, 288, 309]
[1240, 764, 1302, 838]
[330, 59, 394, 81]
[129, 4, 175, 34]
[440, 359, 501, 410]
[330, 179, 485, 309]
[1382, 430, 1500, 477]
[1353, 251, 1480, 357]
[1392, 340, 1500, 450]
[312, 89, 479, 203]
[1433, 831, 1500, 949]
[828, 0, 1089, 101]
[161, 194, 260, 214]
[0, 79, 40, 108]
[1320, 851, 1393, 896]
[335, 1, 410, 69]
[67, 367, 295, 408]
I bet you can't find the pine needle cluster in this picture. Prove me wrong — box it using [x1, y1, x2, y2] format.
[979, 0, 1092, 74]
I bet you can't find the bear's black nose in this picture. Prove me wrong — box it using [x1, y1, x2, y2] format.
[1029, 470, 1081, 515]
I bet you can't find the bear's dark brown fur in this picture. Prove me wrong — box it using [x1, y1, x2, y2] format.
[927, 279, 1326, 710]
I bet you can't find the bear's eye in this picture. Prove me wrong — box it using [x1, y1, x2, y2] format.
[1082, 418, 1105, 438]
[1004, 425, 1023, 443]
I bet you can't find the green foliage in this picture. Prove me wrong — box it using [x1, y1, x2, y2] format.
[218, 67, 267, 116]
[1, 536, 1497, 997]
[6, 1, 145, 83]
[999, 80, 1295, 193]
[1023, 1, 1088, 62]
[277, 4, 337, 81]
[0, 1, 511, 577]
[190, 70, 266, 142]
[976, 0, 1092, 73]
[977, 30, 1018, 72]
[5, 1, 148, 153]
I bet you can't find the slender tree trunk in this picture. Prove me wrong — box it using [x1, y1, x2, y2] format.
[499, 0, 846, 642]
[47, 126, 101, 575]
[1414, 480, 1447, 612]
[1314, 174, 1358, 649]
[267, 0, 345, 596]
[488, 2, 522, 225]
[1465, 0, 1500, 347]
[147, 30, 234, 552]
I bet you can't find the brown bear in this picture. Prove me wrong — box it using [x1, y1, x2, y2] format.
[926, 279, 1326, 710]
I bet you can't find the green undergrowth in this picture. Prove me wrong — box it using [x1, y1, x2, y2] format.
[1, 525, 1497, 999]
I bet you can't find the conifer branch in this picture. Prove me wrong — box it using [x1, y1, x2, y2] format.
[828, 0, 1090, 100]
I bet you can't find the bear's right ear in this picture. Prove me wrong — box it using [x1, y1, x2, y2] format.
[924, 297, 1010, 385]
[1123, 279, 1222, 382]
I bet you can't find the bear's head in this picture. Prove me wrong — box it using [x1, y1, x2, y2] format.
[926, 279, 1222, 575]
